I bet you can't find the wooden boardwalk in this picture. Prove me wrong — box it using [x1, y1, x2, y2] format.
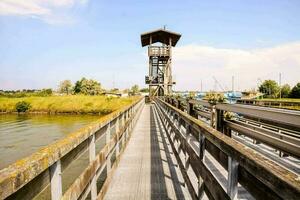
[104, 104, 192, 200]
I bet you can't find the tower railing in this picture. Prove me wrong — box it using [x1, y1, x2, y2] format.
[148, 46, 170, 57]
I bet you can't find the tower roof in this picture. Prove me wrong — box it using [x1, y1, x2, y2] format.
[141, 29, 181, 47]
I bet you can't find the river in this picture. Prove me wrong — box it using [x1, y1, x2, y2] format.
[0, 114, 106, 199]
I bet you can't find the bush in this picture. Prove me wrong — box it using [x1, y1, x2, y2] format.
[289, 83, 300, 98]
[204, 93, 226, 104]
[15, 101, 31, 112]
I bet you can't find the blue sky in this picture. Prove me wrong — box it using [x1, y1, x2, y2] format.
[1, 0, 300, 91]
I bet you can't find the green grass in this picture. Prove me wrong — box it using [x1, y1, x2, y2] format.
[0, 95, 138, 114]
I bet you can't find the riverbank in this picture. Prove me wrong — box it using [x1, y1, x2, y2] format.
[0, 95, 138, 114]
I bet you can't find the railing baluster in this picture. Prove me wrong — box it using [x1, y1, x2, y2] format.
[198, 132, 205, 199]
[50, 160, 62, 200]
[227, 156, 239, 199]
[106, 122, 111, 173]
[185, 124, 191, 170]
[89, 134, 97, 200]
[115, 116, 120, 156]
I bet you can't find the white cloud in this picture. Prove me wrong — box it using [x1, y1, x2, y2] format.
[172, 42, 300, 91]
[0, 0, 88, 24]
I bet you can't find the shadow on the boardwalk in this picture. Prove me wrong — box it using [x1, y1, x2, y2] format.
[150, 105, 187, 200]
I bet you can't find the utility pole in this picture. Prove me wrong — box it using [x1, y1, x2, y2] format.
[279, 73, 282, 99]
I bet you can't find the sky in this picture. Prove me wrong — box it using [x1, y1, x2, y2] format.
[0, 0, 300, 91]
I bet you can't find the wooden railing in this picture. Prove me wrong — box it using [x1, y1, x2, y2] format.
[0, 97, 144, 200]
[154, 97, 300, 200]
[148, 46, 170, 57]
[165, 96, 300, 158]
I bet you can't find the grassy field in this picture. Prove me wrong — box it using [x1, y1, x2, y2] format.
[0, 95, 138, 114]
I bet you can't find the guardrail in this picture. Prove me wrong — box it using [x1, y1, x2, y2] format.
[164, 96, 300, 158]
[155, 97, 300, 200]
[0, 97, 144, 200]
[148, 46, 170, 57]
[237, 99, 300, 110]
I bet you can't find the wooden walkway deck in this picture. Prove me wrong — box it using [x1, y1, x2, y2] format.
[104, 104, 192, 200]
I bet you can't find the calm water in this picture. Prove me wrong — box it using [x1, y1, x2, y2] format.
[0, 114, 108, 199]
[0, 114, 101, 169]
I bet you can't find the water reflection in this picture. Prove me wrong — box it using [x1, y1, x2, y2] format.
[0, 114, 100, 169]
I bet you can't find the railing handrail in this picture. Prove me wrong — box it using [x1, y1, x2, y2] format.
[237, 99, 300, 106]
[166, 96, 300, 160]
[0, 97, 144, 200]
[168, 97, 300, 129]
[155, 97, 300, 200]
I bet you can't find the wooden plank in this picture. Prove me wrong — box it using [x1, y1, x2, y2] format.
[227, 156, 238, 199]
[5, 169, 50, 200]
[50, 160, 62, 200]
[89, 135, 97, 200]
[104, 105, 191, 200]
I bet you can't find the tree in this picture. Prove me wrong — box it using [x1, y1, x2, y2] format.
[58, 80, 72, 94]
[258, 80, 279, 98]
[73, 78, 102, 95]
[38, 88, 53, 96]
[131, 85, 139, 95]
[74, 78, 84, 94]
[140, 88, 149, 93]
[289, 83, 300, 98]
[280, 84, 291, 98]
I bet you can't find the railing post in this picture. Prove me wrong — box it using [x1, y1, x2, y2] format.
[185, 124, 191, 171]
[106, 122, 111, 173]
[198, 133, 205, 199]
[187, 101, 197, 118]
[177, 118, 183, 154]
[115, 116, 120, 156]
[50, 160, 62, 200]
[227, 156, 238, 199]
[215, 108, 224, 132]
[211, 105, 216, 128]
[89, 134, 97, 200]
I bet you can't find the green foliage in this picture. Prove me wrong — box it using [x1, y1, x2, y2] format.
[74, 78, 103, 95]
[0, 89, 52, 98]
[15, 101, 31, 112]
[37, 89, 53, 96]
[258, 80, 279, 98]
[280, 84, 291, 98]
[58, 80, 73, 94]
[224, 112, 235, 120]
[130, 85, 139, 95]
[289, 83, 300, 98]
[204, 93, 225, 104]
[1, 96, 137, 114]
[188, 91, 196, 99]
[140, 88, 149, 93]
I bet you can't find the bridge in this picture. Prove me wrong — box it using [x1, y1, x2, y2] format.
[0, 96, 300, 200]
[1, 28, 300, 200]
